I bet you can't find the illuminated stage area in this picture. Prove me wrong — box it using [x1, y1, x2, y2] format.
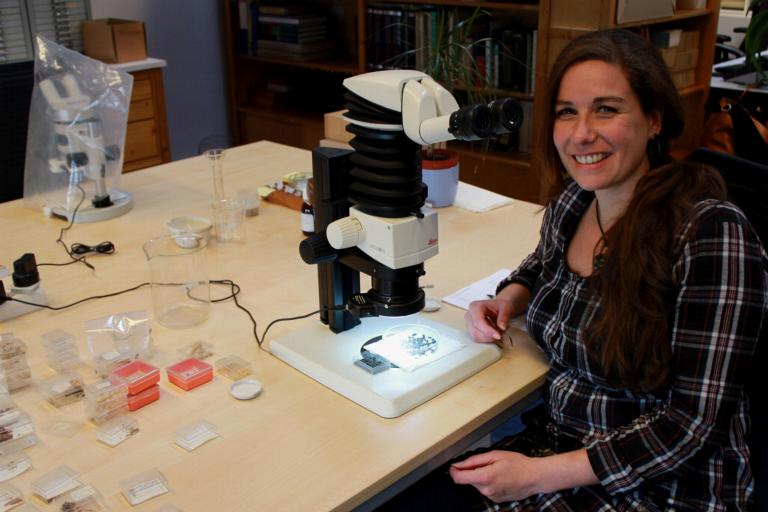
[270, 314, 500, 418]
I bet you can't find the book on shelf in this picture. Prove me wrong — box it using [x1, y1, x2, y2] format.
[366, 3, 417, 70]
[258, 14, 327, 26]
[364, 4, 536, 94]
[256, 40, 334, 61]
[259, 25, 327, 44]
[258, 3, 311, 16]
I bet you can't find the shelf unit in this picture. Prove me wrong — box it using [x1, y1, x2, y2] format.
[221, 0, 721, 204]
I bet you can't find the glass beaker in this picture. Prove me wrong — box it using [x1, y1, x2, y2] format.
[204, 148, 226, 202]
[142, 234, 210, 329]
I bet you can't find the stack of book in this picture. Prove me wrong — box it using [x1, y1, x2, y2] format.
[256, 4, 333, 61]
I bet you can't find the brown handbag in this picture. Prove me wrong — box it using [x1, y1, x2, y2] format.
[701, 97, 768, 163]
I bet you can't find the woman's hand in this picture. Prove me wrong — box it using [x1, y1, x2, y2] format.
[464, 299, 516, 342]
[464, 283, 531, 342]
[449, 448, 599, 503]
[449, 451, 538, 502]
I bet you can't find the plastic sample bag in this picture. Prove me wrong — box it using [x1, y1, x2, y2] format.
[23, 35, 133, 221]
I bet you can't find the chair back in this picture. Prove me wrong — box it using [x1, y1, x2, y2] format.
[689, 147, 768, 511]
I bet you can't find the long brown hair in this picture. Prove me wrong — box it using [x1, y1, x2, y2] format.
[541, 30, 727, 391]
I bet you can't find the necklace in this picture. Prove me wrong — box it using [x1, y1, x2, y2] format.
[593, 198, 607, 271]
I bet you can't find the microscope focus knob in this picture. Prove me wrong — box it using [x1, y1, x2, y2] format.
[299, 234, 337, 264]
[326, 217, 364, 249]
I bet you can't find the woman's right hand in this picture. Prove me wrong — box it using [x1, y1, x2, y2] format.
[464, 298, 516, 342]
[464, 283, 530, 343]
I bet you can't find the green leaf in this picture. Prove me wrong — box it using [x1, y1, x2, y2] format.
[744, 10, 768, 79]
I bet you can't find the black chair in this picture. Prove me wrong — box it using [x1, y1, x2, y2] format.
[689, 147, 768, 512]
[715, 34, 746, 64]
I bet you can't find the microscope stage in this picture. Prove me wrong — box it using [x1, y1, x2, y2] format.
[269, 315, 501, 418]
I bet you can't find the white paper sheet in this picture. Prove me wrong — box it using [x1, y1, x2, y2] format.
[453, 182, 514, 213]
[442, 269, 512, 310]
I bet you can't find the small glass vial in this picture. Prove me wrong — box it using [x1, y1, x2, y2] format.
[300, 182, 314, 236]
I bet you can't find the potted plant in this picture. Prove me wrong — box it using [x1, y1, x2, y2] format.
[382, 7, 526, 207]
[744, 0, 768, 85]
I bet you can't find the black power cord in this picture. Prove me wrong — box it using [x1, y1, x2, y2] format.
[5, 279, 346, 348]
[37, 183, 116, 270]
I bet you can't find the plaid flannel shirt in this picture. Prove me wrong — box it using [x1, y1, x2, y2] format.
[496, 180, 767, 511]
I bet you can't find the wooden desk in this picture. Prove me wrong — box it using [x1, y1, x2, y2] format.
[0, 141, 548, 511]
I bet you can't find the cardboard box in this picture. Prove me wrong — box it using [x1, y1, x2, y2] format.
[324, 110, 354, 144]
[678, 30, 700, 51]
[671, 48, 699, 71]
[671, 68, 696, 88]
[616, 0, 675, 24]
[659, 47, 678, 67]
[82, 19, 147, 63]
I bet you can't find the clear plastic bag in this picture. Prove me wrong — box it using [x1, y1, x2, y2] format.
[23, 35, 133, 221]
[85, 311, 153, 376]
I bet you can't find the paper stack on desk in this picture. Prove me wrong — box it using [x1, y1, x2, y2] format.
[453, 182, 514, 213]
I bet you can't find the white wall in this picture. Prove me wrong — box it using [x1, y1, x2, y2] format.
[718, 10, 751, 48]
[90, 0, 230, 160]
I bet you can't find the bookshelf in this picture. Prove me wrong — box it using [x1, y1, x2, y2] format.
[221, 0, 722, 204]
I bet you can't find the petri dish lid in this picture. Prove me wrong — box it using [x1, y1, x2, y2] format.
[229, 379, 262, 400]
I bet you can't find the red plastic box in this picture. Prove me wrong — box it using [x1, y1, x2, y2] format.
[110, 360, 160, 395]
[127, 384, 159, 411]
[166, 358, 213, 391]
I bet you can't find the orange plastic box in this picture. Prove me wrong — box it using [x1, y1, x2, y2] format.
[166, 358, 213, 391]
[110, 360, 159, 395]
[127, 384, 159, 411]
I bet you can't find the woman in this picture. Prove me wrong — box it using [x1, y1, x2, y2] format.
[383, 29, 768, 511]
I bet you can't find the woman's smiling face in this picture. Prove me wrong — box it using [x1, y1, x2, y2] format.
[553, 60, 661, 197]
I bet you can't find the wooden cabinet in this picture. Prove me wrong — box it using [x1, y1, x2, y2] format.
[222, 1, 721, 203]
[122, 67, 171, 172]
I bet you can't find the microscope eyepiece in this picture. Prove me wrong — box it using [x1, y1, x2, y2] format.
[448, 104, 493, 141]
[488, 98, 524, 134]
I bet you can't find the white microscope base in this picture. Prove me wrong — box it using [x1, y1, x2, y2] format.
[50, 189, 133, 223]
[270, 314, 500, 418]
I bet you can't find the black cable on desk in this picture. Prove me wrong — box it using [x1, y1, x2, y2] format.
[6, 279, 346, 348]
[37, 183, 117, 270]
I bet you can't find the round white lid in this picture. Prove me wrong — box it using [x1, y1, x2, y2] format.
[230, 379, 262, 400]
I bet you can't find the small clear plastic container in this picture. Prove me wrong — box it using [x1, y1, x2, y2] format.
[12, 504, 41, 512]
[0, 412, 34, 444]
[45, 351, 81, 373]
[96, 417, 139, 447]
[0, 396, 19, 427]
[85, 379, 128, 424]
[39, 372, 85, 407]
[177, 340, 214, 360]
[0, 356, 27, 373]
[174, 419, 218, 451]
[127, 384, 159, 411]
[110, 360, 160, 395]
[0, 451, 31, 482]
[0, 435, 37, 456]
[0, 334, 26, 361]
[214, 355, 252, 381]
[166, 358, 213, 391]
[52, 484, 105, 511]
[1, 366, 32, 392]
[44, 331, 81, 372]
[0, 482, 24, 510]
[30, 465, 81, 503]
[92, 350, 132, 378]
[119, 468, 169, 506]
[41, 329, 76, 353]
